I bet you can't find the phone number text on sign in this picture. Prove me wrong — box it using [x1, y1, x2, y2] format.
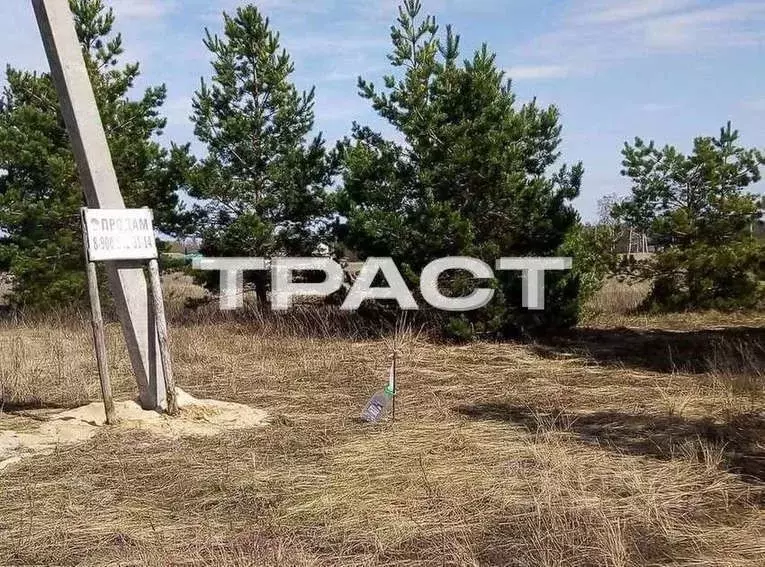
[82, 208, 158, 262]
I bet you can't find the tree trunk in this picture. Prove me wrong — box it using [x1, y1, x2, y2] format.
[253, 271, 268, 306]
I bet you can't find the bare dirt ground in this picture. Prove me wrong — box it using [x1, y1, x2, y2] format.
[0, 388, 269, 472]
[0, 282, 764, 566]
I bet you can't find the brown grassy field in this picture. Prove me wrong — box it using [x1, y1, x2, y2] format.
[1, 279, 764, 566]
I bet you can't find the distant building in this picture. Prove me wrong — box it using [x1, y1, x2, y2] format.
[613, 226, 652, 254]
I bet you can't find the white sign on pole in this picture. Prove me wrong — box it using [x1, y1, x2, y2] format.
[83, 208, 158, 262]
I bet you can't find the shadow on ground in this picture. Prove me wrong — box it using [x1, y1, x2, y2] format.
[531, 326, 765, 374]
[454, 402, 765, 485]
[0, 399, 79, 413]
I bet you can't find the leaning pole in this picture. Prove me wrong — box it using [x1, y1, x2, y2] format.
[31, 0, 166, 410]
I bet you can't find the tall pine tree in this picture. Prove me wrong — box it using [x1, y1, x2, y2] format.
[189, 5, 334, 303]
[615, 123, 765, 310]
[334, 0, 583, 338]
[0, 0, 191, 308]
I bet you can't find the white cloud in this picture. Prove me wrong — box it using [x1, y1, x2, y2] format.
[506, 64, 572, 80]
[514, 0, 765, 76]
[641, 2, 765, 49]
[108, 0, 176, 20]
[574, 0, 697, 24]
[284, 36, 389, 56]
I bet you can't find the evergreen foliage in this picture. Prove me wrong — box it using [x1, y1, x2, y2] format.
[0, 0, 190, 308]
[615, 122, 765, 310]
[334, 0, 583, 338]
[189, 4, 335, 302]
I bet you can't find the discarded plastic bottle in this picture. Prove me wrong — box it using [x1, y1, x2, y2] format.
[360, 385, 395, 423]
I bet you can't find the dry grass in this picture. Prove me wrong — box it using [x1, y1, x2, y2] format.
[1, 302, 765, 565]
[583, 278, 652, 324]
[1, 274, 765, 565]
[583, 278, 765, 330]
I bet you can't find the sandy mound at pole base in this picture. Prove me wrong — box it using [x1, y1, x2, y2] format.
[0, 389, 269, 471]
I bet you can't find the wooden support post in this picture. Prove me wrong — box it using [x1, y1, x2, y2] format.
[147, 259, 178, 415]
[84, 259, 117, 425]
[391, 350, 397, 422]
[32, 0, 165, 409]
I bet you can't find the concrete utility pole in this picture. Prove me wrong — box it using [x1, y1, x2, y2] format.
[32, 0, 165, 409]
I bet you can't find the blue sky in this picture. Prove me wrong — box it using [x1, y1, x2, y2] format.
[2, 0, 764, 220]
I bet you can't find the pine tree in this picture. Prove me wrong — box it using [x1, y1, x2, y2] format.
[0, 0, 191, 309]
[334, 0, 583, 338]
[615, 122, 765, 310]
[189, 4, 334, 303]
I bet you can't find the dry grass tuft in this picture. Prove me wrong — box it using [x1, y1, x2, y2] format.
[583, 279, 765, 331]
[583, 278, 651, 322]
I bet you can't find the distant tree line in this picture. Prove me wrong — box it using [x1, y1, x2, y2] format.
[1, 0, 763, 336]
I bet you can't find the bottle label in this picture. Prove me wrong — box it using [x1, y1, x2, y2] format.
[361, 399, 385, 422]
